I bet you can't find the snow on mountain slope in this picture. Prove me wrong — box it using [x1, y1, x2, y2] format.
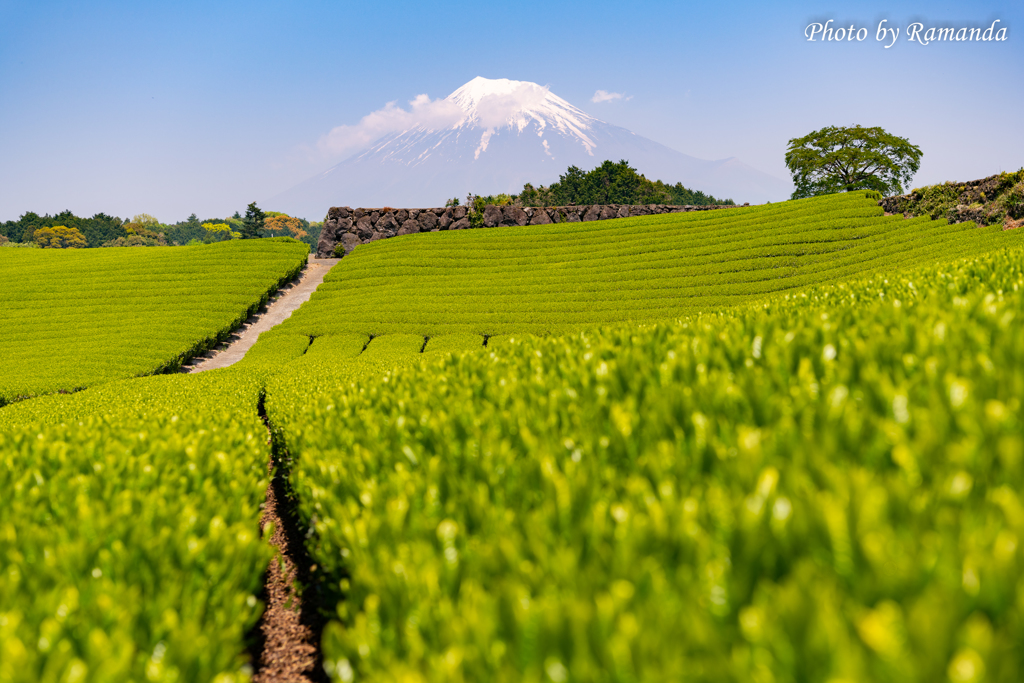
[271, 77, 791, 219]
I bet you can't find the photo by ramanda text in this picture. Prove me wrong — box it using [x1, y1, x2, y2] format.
[805, 19, 1008, 48]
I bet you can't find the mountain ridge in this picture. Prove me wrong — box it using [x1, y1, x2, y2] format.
[271, 77, 792, 218]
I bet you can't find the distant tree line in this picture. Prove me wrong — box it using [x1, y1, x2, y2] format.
[0, 211, 126, 248]
[1, 202, 322, 251]
[453, 160, 735, 209]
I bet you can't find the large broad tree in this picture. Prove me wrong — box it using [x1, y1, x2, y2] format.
[241, 202, 265, 239]
[785, 125, 922, 199]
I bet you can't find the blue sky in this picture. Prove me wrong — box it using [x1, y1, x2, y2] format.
[1, 0, 1021, 221]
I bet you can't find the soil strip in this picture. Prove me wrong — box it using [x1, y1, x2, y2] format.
[250, 401, 331, 683]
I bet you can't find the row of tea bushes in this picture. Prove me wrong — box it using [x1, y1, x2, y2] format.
[0, 337, 316, 682]
[277, 192, 1019, 337]
[0, 238, 309, 405]
[264, 245, 1024, 682]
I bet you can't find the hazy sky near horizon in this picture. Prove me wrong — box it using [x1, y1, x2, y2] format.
[1, 0, 1021, 222]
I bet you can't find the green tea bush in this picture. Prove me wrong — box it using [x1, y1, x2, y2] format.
[0, 331, 315, 682]
[0, 372, 269, 682]
[272, 192, 1018, 338]
[0, 239, 308, 405]
[264, 245, 1024, 682]
[4, 189, 1022, 682]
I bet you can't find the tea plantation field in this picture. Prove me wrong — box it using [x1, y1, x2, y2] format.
[281, 191, 1013, 336]
[0, 238, 308, 406]
[2, 193, 1024, 682]
[266, 247, 1024, 682]
[1, 369, 273, 682]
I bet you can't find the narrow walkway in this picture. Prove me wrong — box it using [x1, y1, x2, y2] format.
[185, 255, 339, 373]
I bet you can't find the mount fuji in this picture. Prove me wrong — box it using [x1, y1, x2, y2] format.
[272, 77, 792, 218]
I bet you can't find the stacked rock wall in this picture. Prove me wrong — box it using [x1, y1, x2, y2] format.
[879, 175, 1007, 216]
[878, 172, 1024, 228]
[317, 203, 743, 258]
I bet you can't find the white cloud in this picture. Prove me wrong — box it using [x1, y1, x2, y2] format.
[474, 82, 551, 128]
[317, 94, 464, 157]
[591, 90, 632, 103]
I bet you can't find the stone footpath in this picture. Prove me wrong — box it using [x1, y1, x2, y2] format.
[185, 255, 339, 372]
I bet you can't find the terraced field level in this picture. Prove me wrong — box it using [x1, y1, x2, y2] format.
[282, 191, 1016, 336]
[0, 238, 308, 405]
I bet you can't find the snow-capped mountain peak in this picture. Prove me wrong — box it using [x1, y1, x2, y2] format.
[445, 77, 599, 155]
[270, 77, 792, 217]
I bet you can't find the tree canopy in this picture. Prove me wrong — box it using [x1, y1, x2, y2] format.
[241, 202, 265, 239]
[264, 213, 306, 240]
[785, 125, 922, 199]
[1, 205, 318, 250]
[1, 211, 126, 247]
[515, 160, 734, 207]
[202, 222, 240, 240]
[33, 225, 87, 249]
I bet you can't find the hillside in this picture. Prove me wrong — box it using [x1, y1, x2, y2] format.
[263, 245, 1024, 682]
[4, 190, 1024, 682]
[0, 238, 308, 404]
[252, 189, 1024, 680]
[274, 190, 1018, 337]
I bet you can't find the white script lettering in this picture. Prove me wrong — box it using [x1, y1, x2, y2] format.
[876, 20, 900, 48]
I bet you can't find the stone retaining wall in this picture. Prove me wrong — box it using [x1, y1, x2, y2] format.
[878, 173, 1024, 228]
[879, 175, 1007, 216]
[317, 202, 744, 258]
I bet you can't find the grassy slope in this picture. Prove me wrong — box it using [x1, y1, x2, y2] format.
[274, 191, 1015, 337]
[0, 239, 308, 405]
[251, 193, 1024, 681]
[3, 194, 1022, 682]
[267, 247, 1024, 682]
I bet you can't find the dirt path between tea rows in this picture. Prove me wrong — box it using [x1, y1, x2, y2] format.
[249, 419, 332, 683]
[185, 255, 339, 373]
[189, 254, 340, 680]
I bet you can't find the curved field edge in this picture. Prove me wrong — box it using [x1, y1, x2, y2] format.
[269, 191, 1022, 338]
[262, 244, 1024, 682]
[0, 238, 309, 407]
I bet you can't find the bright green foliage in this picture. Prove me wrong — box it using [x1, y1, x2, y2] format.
[203, 222, 240, 240]
[33, 225, 87, 249]
[263, 246, 1024, 682]
[276, 191, 1016, 337]
[4, 185, 1023, 683]
[0, 238, 308, 405]
[0, 322, 314, 683]
[0, 367, 286, 683]
[786, 125, 923, 199]
[517, 160, 734, 207]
